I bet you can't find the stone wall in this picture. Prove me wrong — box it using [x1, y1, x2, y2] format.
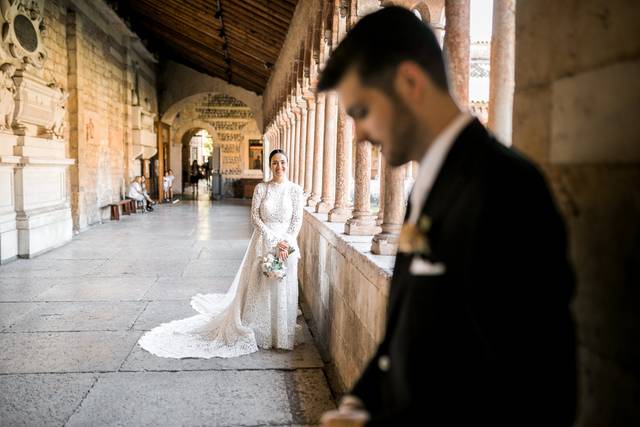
[513, 1, 640, 425]
[59, 0, 158, 229]
[0, 0, 159, 261]
[298, 209, 392, 393]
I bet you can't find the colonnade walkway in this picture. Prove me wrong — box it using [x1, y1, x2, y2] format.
[0, 200, 335, 426]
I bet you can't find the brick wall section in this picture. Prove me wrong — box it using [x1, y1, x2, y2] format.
[513, 1, 640, 425]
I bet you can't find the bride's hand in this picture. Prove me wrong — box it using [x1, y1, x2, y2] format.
[277, 241, 289, 252]
[279, 248, 289, 261]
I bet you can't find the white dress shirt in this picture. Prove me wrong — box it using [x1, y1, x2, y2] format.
[407, 113, 474, 225]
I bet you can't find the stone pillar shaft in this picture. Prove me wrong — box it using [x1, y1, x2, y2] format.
[444, 0, 470, 107]
[344, 141, 380, 235]
[303, 96, 316, 195]
[293, 108, 302, 183]
[371, 161, 406, 255]
[488, 0, 516, 145]
[376, 157, 385, 226]
[308, 92, 325, 207]
[328, 103, 353, 222]
[298, 104, 308, 188]
[317, 92, 338, 213]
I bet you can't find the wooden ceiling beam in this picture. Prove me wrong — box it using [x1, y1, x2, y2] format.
[242, 0, 295, 23]
[130, 0, 220, 37]
[219, 8, 288, 39]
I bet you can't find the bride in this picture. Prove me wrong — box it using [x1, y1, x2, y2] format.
[139, 149, 304, 358]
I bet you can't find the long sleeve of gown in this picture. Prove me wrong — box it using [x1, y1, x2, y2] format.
[284, 185, 304, 247]
[251, 183, 278, 249]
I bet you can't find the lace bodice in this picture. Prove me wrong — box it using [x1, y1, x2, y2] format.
[251, 180, 304, 251]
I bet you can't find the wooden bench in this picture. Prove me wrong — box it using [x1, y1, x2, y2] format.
[109, 199, 136, 221]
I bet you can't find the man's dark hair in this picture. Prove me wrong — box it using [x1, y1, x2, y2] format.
[317, 6, 448, 94]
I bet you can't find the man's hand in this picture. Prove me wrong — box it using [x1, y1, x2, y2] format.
[320, 409, 369, 427]
[320, 395, 369, 427]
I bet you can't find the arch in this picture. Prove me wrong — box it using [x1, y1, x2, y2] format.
[173, 119, 218, 145]
[412, 2, 431, 22]
[159, 61, 263, 130]
[161, 92, 255, 128]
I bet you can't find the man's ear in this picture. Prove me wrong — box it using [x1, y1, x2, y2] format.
[394, 61, 427, 106]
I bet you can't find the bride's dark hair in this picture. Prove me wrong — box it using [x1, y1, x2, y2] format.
[269, 149, 288, 163]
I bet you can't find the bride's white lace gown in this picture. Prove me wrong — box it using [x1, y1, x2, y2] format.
[138, 180, 305, 358]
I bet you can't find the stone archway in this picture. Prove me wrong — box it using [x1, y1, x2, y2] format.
[163, 92, 263, 197]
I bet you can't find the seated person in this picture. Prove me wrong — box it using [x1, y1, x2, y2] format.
[140, 176, 156, 206]
[128, 176, 153, 212]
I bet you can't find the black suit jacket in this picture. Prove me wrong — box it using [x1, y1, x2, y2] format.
[351, 119, 576, 426]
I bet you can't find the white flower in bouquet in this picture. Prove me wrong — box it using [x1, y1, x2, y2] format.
[261, 245, 296, 279]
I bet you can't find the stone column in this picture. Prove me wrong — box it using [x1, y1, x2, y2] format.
[316, 92, 338, 213]
[328, 103, 353, 222]
[344, 141, 380, 235]
[345, 116, 354, 206]
[488, 0, 515, 145]
[376, 157, 385, 226]
[297, 101, 308, 188]
[286, 109, 294, 179]
[287, 108, 296, 180]
[303, 95, 316, 196]
[444, 0, 470, 107]
[371, 161, 406, 255]
[293, 105, 302, 183]
[307, 92, 325, 207]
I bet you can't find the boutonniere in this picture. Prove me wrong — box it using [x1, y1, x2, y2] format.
[398, 215, 432, 257]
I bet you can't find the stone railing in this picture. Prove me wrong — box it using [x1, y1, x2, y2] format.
[298, 208, 393, 392]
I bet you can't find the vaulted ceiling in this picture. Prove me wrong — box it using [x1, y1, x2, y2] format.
[115, 0, 299, 94]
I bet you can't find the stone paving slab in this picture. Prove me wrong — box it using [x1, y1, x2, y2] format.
[36, 242, 120, 260]
[0, 331, 142, 373]
[35, 276, 157, 301]
[0, 302, 41, 331]
[66, 371, 293, 427]
[0, 277, 58, 302]
[183, 259, 244, 277]
[122, 322, 324, 371]
[131, 300, 197, 330]
[285, 369, 336, 425]
[0, 373, 98, 427]
[143, 277, 233, 300]
[197, 246, 249, 260]
[98, 258, 190, 277]
[0, 259, 105, 278]
[192, 239, 252, 251]
[6, 301, 147, 332]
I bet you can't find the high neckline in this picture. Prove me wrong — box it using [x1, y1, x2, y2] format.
[269, 179, 288, 186]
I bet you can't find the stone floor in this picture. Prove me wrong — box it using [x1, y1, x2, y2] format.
[0, 198, 335, 427]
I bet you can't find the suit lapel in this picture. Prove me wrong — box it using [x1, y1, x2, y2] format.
[385, 119, 486, 329]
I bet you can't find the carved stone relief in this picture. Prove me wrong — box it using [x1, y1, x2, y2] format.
[0, 61, 15, 130]
[0, 0, 47, 69]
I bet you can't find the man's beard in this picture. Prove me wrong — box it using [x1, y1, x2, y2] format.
[385, 96, 423, 167]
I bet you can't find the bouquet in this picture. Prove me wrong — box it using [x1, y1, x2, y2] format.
[261, 245, 295, 279]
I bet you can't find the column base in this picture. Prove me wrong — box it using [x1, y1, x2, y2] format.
[17, 206, 73, 258]
[307, 195, 320, 208]
[376, 216, 383, 226]
[316, 200, 335, 214]
[371, 232, 399, 255]
[0, 213, 18, 264]
[344, 216, 381, 235]
[327, 206, 353, 223]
